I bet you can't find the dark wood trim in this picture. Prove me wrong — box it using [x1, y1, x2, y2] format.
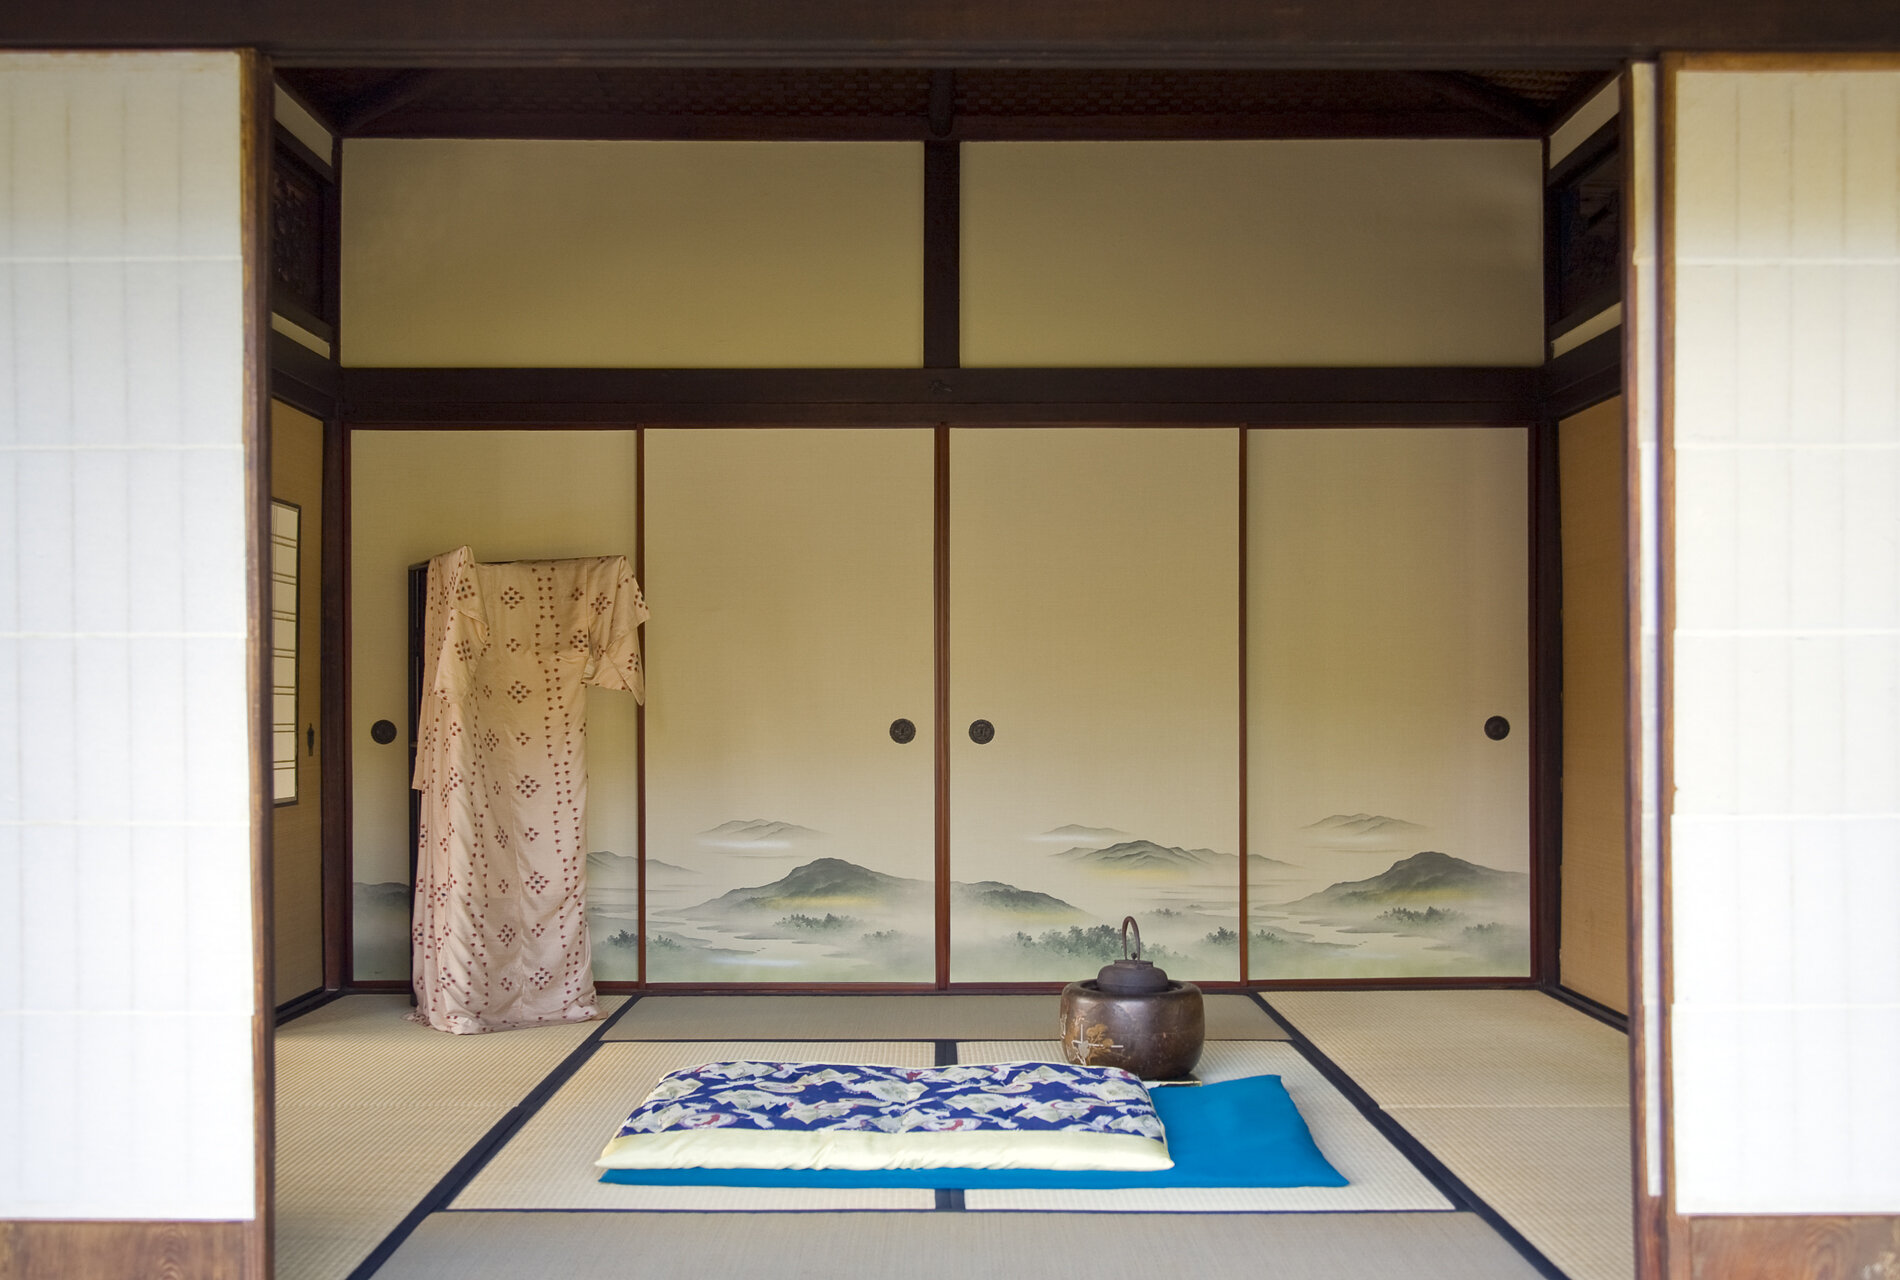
[1546, 114, 1622, 343]
[1548, 982, 1630, 1032]
[339, 69, 449, 134]
[0, 1222, 253, 1280]
[273, 986, 344, 1024]
[403, 561, 429, 1004]
[635, 427, 647, 988]
[336, 110, 1558, 143]
[1250, 976, 1543, 990]
[952, 112, 1546, 140]
[1550, 287, 1622, 345]
[271, 294, 335, 347]
[6, 1, 1899, 64]
[1543, 326, 1623, 420]
[1235, 428, 1250, 984]
[322, 138, 342, 356]
[933, 425, 952, 989]
[1399, 70, 1543, 133]
[1677, 52, 1900, 72]
[320, 415, 352, 993]
[1547, 114, 1619, 189]
[240, 48, 275, 1280]
[923, 142, 960, 369]
[1545, 69, 1620, 142]
[270, 330, 342, 417]
[1685, 1216, 1900, 1280]
[272, 72, 344, 156]
[272, 119, 333, 180]
[1530, 414, 1562, 986]
[340, 366, 1543, 426]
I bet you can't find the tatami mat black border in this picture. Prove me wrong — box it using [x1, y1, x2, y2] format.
[930, 1041, 966, 1210]
[1248, 992, 1572, 1280]
[346, 995, 644, 1280]
[1545, 984, 1630, 1033]
[275, 987, 347, 1025]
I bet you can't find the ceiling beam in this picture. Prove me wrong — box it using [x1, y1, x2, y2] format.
[927, 68, 956, 138]
[337, 69, 450, 133]
[1398, 71, 1546, 133]
[3, 0, 1896, 65]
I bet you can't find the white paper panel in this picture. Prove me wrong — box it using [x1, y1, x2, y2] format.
[0, 51, 254, 1220]
[1669, 67, 1900, 1214]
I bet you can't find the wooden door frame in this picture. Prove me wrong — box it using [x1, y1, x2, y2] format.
[253, 48, 1646, 1280]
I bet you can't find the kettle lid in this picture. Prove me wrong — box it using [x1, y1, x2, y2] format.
[1095, 917, 1170, 993]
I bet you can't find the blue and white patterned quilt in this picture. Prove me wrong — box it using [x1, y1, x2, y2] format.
[595, 1060, 1173, 1172]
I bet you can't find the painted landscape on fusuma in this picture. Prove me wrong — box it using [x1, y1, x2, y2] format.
[1245, 813, 1531, 979]
[593, 810, 1529, 983]
[623, 818, 943, 983]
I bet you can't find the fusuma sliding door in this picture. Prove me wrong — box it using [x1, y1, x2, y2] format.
[637, 424, 1526, 987]
[1246, 427, 1531, 979]
[948, 428, 1241, 982]
[643, 428, 937, 982]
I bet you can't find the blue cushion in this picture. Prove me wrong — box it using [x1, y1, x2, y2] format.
[599, 1073, 1346, 1189]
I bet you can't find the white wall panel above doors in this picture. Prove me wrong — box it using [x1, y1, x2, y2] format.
[643, 428, 938, 983]
[948, 427, 1242, 982]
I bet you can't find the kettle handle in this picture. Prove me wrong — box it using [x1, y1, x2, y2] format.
[1120, 916, 1142, 962]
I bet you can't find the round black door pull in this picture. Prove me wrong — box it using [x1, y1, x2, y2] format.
[969, 719, 996, 745]
[1484, 716, 1511, 741]
[370, 719, 398, 745]
[889, 718, 917, 744]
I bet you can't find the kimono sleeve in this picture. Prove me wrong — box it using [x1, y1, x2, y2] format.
[586, 556, 649, 703]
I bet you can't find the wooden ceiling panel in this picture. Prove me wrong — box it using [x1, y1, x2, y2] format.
[279, 67, 1614, 141]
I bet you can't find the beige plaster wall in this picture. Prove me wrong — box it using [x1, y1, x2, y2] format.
[961, 140, 1545, 367]
[1558, 396, 1630, 1014]
[341, 140, 924, 367]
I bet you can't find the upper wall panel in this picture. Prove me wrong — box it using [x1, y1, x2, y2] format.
[961, 140, 1545, 367]
[341, 140, 923, 367]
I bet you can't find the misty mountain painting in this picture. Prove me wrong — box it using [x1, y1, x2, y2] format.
[605, 811, 1527, 983]
[637, 815, 941, 982]
[1245, 813, 1531, 979]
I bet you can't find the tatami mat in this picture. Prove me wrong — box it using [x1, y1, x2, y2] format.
[383, 1210, 1547, 1280]
[1265, 990, 1635, 1280]
[604, 993, 1288, 1041]
[277, 994, 623, 1109]
[1389, 1104, 1634, 1280]
[1266, 989, 1630, 1107]
[451, 1041, 937, 1211]
[274, 995, 623, 1280]
[953, 1040, 1450, 1213]
[275, 1104, 507, 1280]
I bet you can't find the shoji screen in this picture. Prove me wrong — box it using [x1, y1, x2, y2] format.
[0, 52, 256, 1221]
[1667, 64, 1900, 1216]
